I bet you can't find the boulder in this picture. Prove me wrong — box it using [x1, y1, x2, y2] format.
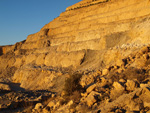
[85, 91, 101, 107]
[127, 101, 140, 111]
[141, 87, 150, 97]
[110, 82, 125, 100]
[144, 101, 150, 108]
[113, 82, 125, 91]
[44, 51, 85, 67]
[125, 80, 138, 91]
[86, 84, 97, 94]
[0, 83, 11, 91]
[140, 83, 149, 88]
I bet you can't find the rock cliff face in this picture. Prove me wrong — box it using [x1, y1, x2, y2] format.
[1, 0, 150, 112]
[1, 0, 150, 67]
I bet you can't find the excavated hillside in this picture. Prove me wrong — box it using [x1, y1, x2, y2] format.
[0, 0, 150, 112]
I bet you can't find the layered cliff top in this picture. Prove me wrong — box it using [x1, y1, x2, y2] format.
[1, 0, 150, 53]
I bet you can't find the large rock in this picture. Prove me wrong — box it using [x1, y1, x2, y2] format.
[125, 80, 138, 91]
[12, 66, 61, 90]
[86, 84, 97, 94]
[126, 100, 140, 111]
[110, 82, 125, 100]
[0, 83, 11, 91]
[85, 91, 101, 107]
[113, 82, 125, 91]
[102, 68, 109, 75]
[44, 51, 85, 67]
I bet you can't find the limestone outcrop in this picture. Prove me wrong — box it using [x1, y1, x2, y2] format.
[0, 0, 150, 112]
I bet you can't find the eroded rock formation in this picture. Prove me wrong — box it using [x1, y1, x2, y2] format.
[0, 0, 150, 112]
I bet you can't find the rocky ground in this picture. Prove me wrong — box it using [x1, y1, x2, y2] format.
[0, 45, 150, 112]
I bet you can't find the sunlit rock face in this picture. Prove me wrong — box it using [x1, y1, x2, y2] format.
[21, 0, 150, 51]
[2, 0, 150, 53]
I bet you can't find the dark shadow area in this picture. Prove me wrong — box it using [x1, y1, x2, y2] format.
[108, 67, 149, 83]
[7, 82, 25, 92]
[0, 82, 25, 92]
[0, 88, 55, 112]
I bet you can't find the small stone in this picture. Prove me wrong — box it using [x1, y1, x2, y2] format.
[81, 93, 87, 97]
[102, 69, 109, 75]
[34, 103, 43, 110]
[51, 93, 56, 98]
[115, 109, 122, 113]
[86, 84, 97, 94]
[140, 83, 149, 88]
[113, 65, 118, 69]
[67, 100, 73, 107]
[119, 79, 126, 83]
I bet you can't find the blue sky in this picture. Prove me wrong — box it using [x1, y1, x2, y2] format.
[0, 0, 81, 46]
